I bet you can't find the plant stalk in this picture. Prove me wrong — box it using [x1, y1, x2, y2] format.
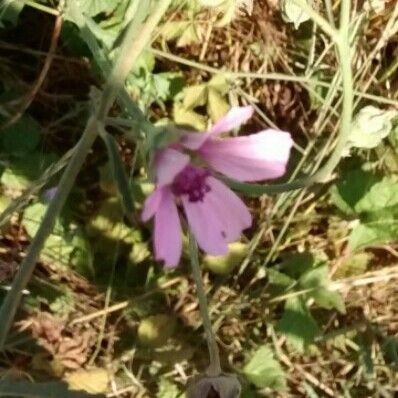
[188, 231, 222, 377]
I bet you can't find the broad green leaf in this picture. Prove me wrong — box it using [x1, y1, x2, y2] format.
[299, 265, 345, 313]
[0, 380, 104, 398]
[348, 219, 398, 251]
[207, 87, 230, 122]
[0, 152, 59, 191]
[173, 104, 207, 131]
[276, 297, 320, 352]
[22, 202, 93, 276]
[348, 106, 397, 149]
[102, 133, 134, 223]
[66, 368, 109, 394]
[182, 84, 207, 109]
[329, 169, 379, 215]
[243, 345, 286, 390]
[281, 0, 310, 29]
[1, 115, 40, 155]
[354, 176, 398, 213]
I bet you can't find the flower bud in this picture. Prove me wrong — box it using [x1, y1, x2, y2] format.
[186, 374, 241, 398]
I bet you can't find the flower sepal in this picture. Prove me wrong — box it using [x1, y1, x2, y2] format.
[186, 373, 241, 398]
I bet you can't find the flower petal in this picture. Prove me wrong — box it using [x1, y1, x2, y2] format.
[180, 106, 254, 150]
[153, 187, 182, 267]
[141, 187, 164, 222]
[205, 177, 252, 242]
[181, 176, 251, 255]
[181, 197, 228, 256]
[207, 106, 254, 135]
[199, 130, 293, 182]
[155, 148, 190, 186]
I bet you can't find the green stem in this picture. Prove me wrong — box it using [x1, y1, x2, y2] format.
[188, 231, 222, 377]
[0, 0, 173, 349]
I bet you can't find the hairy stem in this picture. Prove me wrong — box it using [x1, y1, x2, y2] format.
[188, 231, 222, 377]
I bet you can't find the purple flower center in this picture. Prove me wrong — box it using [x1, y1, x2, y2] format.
[172, 166, 211, 202]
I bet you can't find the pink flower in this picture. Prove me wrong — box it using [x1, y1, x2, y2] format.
[142, 106, 293, 267]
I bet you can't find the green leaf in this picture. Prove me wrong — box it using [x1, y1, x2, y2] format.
[102, 133, 134, 223]
[281, 0, 310, 29]
[243, 345, 286, 390]
[22, 202, 93, 276]
[160, 21, 191, 41]
[299, 265, 345, 313]
[207, 87, 230, 123]
[276, 297, 320, 352]
[329, 169, 379, 215]
[354, 176, 398, 213]
[157, 378, 183, 398]
[0, 380, 104, 398]
[348, 105, 398, 149]
[348, 219, 398, 251]
[173, 104, 207, 131]
[334, 252, 372, 279]
[78, 0, 119, 17]
[182, 84, 207, 109]
[0, 0, 24, 26]
[1, 115, 41, 155]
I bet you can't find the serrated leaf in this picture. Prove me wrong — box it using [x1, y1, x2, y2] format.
[66, 368, 109, 394]
[207, 87, 230, 122]
[281, 0, 310, 29]
[102, 133, 134, 223]
[348, 105, 398, 149]
[276, 297, 320, 352]
[243, 345, 286, 390]
[0, 379, 104, 398]
[1, 115, 41, 155]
